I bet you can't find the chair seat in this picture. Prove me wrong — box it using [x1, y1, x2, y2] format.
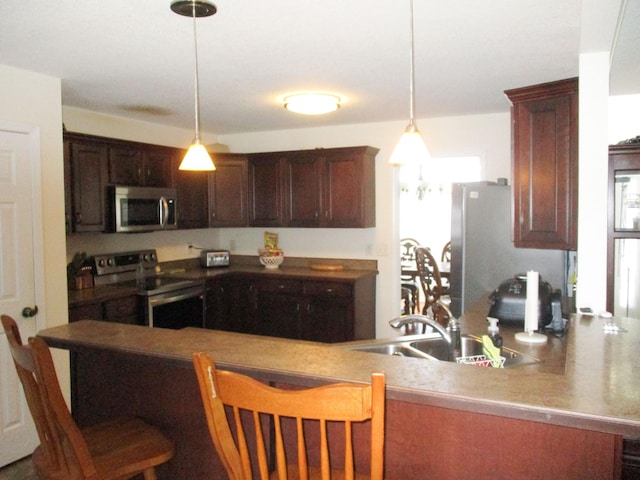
[33, 417, 175, 480]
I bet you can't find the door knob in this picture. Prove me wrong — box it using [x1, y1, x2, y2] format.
[21, 306, 38, 318]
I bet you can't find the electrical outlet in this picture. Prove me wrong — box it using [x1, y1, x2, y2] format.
[229, 239, 236, 251]
[376, 243, 390, 257]
[365, 244, 373, 256]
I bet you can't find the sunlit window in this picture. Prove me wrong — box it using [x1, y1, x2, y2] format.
[399, 156, 483, 255]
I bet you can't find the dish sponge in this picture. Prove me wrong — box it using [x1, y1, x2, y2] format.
[481, 335, 503, 368]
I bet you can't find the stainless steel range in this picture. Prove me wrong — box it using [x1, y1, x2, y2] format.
[91, 250, 205, 329]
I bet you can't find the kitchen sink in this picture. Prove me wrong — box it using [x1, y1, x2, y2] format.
[341, 333, 541, 368]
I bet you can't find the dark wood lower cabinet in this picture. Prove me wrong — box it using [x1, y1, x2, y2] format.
[69, 295, 142, 325]
[623, 438, 640, 479]
[204, 274, 374, 343]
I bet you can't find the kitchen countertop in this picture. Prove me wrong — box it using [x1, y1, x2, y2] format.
[40, 300, 640, 438]
[68, 257, 378, 307]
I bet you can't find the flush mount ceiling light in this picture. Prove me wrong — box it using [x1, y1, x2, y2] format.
[283, 93, 342, 115]
[172, 0, 217, 171]
[389, 0, 431, 167]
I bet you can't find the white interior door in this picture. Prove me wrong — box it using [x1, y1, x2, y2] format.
[0, 129, 39, 466]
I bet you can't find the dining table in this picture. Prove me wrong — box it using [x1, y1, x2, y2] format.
[400, 260, 450, 281]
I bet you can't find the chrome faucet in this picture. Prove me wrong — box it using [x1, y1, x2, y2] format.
[389, 301, 461, 361]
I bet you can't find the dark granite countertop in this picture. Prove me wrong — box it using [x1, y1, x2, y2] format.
[40, 302, 640, 437]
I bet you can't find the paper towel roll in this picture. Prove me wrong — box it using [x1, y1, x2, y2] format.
[525, 270, 539, 332]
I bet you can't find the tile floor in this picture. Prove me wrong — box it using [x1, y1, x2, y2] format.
[0, 457, 37, 480]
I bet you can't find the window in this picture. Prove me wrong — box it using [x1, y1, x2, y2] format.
[399, 156, 482, 254]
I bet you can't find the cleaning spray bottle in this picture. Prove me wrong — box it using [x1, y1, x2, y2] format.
[487, 317, 503, 354]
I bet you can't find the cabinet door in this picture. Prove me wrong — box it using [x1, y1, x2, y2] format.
[143, 149, 174, 187]
[69, 303, 102, 323]
[176, 155, 209, 229]
[209, 154, 248, 227]
[322, 148, 376, 228]
[71, 142, 109, 232]
[63, 140, 73, 233]
[506, 78, 578, 250]
[607, 143, 640, 316]
[109, 146, 143, 185]
[255, 278, 303, 339]
[205, 277, 244, 331]
[301, 282, 353, 342]
[248, 153, 284, 227]
[103, 295, 142, 325]
[283, 153, 322, 227]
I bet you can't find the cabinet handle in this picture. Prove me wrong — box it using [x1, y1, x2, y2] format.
[325, 288, 334, 294]
[75, 212, 83, 224]
[278, 284, 285, 289]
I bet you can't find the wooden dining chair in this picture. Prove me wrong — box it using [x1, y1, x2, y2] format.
[400, 238, 421, 313]
[439, 241, 452, 296]
[192, 352, 386, 480]
[414, 247, 448, 325]
[1, 315, 175, 480]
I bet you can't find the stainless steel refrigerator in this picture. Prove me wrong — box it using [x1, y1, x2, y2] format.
[449, 182, 567, 317]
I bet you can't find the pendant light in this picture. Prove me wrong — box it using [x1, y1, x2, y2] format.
[171, 0, 217, 171]
[389, 0, 431, 167]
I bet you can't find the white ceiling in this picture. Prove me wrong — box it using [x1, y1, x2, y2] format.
[0, 0, 636, 135]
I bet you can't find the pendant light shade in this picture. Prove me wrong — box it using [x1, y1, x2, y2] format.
[172, 0, 216, 171]
[179, 142, 215, 171]
[390, 0, 430, 167]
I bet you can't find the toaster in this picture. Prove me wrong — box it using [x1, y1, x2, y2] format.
[200, 250, 230, 268]
[488, 274, 562, 329]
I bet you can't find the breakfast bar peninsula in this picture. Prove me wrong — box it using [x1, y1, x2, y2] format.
[38, 304, 640, 479]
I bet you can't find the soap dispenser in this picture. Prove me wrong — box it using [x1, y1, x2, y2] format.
[487, 317, 503, 353]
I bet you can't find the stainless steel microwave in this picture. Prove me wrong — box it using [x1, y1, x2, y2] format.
[107, 186, 178, 233]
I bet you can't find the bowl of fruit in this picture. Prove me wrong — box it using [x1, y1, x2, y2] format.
[258, 248, 284, 269]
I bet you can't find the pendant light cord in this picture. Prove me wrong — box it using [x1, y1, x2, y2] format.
[192, 3, 202, 143]
[408, 0, 417, 128]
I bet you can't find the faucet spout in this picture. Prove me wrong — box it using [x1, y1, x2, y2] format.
[389, 301, 460, 361]
[389, 314, 451, 342]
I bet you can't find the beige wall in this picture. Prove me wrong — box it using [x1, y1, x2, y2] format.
[0, 65, 69, 396]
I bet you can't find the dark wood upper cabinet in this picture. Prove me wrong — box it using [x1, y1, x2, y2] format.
[175, 165, 209, 229]
[322, 147, 377, 228]
[283, 151, 323, 227]
[248, 146, 377, 228]
[505, 78, 578, 250]
[248, 153, 284, 227]
[66, 138, 109, 233]
[208, 153, 249, 227]
[109, 145, 174, 187]
[64, 132, 378, 232]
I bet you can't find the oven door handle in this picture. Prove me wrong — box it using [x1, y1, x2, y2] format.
[147, 286, 204, 307]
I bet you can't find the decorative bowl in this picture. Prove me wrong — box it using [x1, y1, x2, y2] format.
[259, 254, 284, 269]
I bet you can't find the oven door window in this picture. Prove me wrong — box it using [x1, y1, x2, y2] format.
[148, 290, 204, 329]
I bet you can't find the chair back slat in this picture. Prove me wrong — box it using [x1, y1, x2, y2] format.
[193, 352, 385, 480]
[415, 246, 447, 324]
